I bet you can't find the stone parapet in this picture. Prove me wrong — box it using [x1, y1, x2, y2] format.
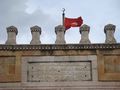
[1, 24, 119, 44]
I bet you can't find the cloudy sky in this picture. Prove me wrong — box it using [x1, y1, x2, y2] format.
[0, 0, 120, 44]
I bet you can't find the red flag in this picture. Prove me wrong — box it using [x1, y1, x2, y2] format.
[64, 17, 83, 30]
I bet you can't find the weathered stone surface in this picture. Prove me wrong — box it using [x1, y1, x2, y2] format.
[0, 82, 120, 90]
[79, 24, 91, 44]
[104, 56, 120, 73]
[0, 57, 16, 82]
[0, 44, 120, 90]
[98, 54, 120, 81]
[21, 55, 98, 84]
[0, 44, 120, 51]
[30, 25, 41, 44]
[28, 61, 91, 82]
[55, 25, 66, 44]
[5, 26, 18, 45]
[104, 24, 116, 43]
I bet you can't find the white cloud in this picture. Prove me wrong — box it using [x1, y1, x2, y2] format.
[0, 0, 120, 44]
[0, 0, 56, 44]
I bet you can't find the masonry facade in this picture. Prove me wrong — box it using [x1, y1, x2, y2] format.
[0, 24, 120, 90]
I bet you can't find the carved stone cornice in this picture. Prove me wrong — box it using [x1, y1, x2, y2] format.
[0, 44, 120, 51]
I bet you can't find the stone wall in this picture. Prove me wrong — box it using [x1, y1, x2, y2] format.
[0, 24, 120, 89]
[0, 44, 120, 90]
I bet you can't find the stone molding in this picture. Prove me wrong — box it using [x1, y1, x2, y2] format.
[0, 82, 120, 90]
[0, 44, 120, 51]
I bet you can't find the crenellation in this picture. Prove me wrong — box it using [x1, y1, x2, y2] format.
[104, 24, 116, 44]
[5, 26, 18, 45]
[30, 25, 41, 45]
[55, 25, 66, 44]
[79, 24, 91, 44]
[0, 24, 118, 44]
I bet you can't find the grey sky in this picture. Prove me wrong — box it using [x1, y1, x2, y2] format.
[0, 0, 120, 44]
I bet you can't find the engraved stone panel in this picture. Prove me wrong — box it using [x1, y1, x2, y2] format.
[27, 61, 92, 82]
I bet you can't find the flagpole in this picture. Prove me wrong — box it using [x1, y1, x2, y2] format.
[62, 8, 65, 26]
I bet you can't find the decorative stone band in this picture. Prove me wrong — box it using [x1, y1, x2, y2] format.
[31, 29, 41, 33]
[7, 26, 18, 35]
[104, 24, 116, 33]
[80, 24, 90, 34]
[55, 25, 66, 34]
[0, 44, 120, 51]
[30, 26, 41, 34]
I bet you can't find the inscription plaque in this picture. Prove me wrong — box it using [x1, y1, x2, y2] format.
[27, 61, 92, 82]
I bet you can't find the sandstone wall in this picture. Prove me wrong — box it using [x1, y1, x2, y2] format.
[0, 44, 120, 90]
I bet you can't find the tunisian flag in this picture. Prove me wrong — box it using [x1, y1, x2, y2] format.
[64, 17, 83, 30]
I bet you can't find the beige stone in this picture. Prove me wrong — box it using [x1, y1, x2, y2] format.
[30, 25, 41, 44]
[104, 24, 116, 43]
[55, 25, 66, 44]
[79, 24, 91, 44]
[0, 44, 120, 90]
[5, 26, 18, 45]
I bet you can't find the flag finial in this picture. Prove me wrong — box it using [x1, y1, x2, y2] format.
[62, 8, 65, 13]
[62, 8, 65, 26]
